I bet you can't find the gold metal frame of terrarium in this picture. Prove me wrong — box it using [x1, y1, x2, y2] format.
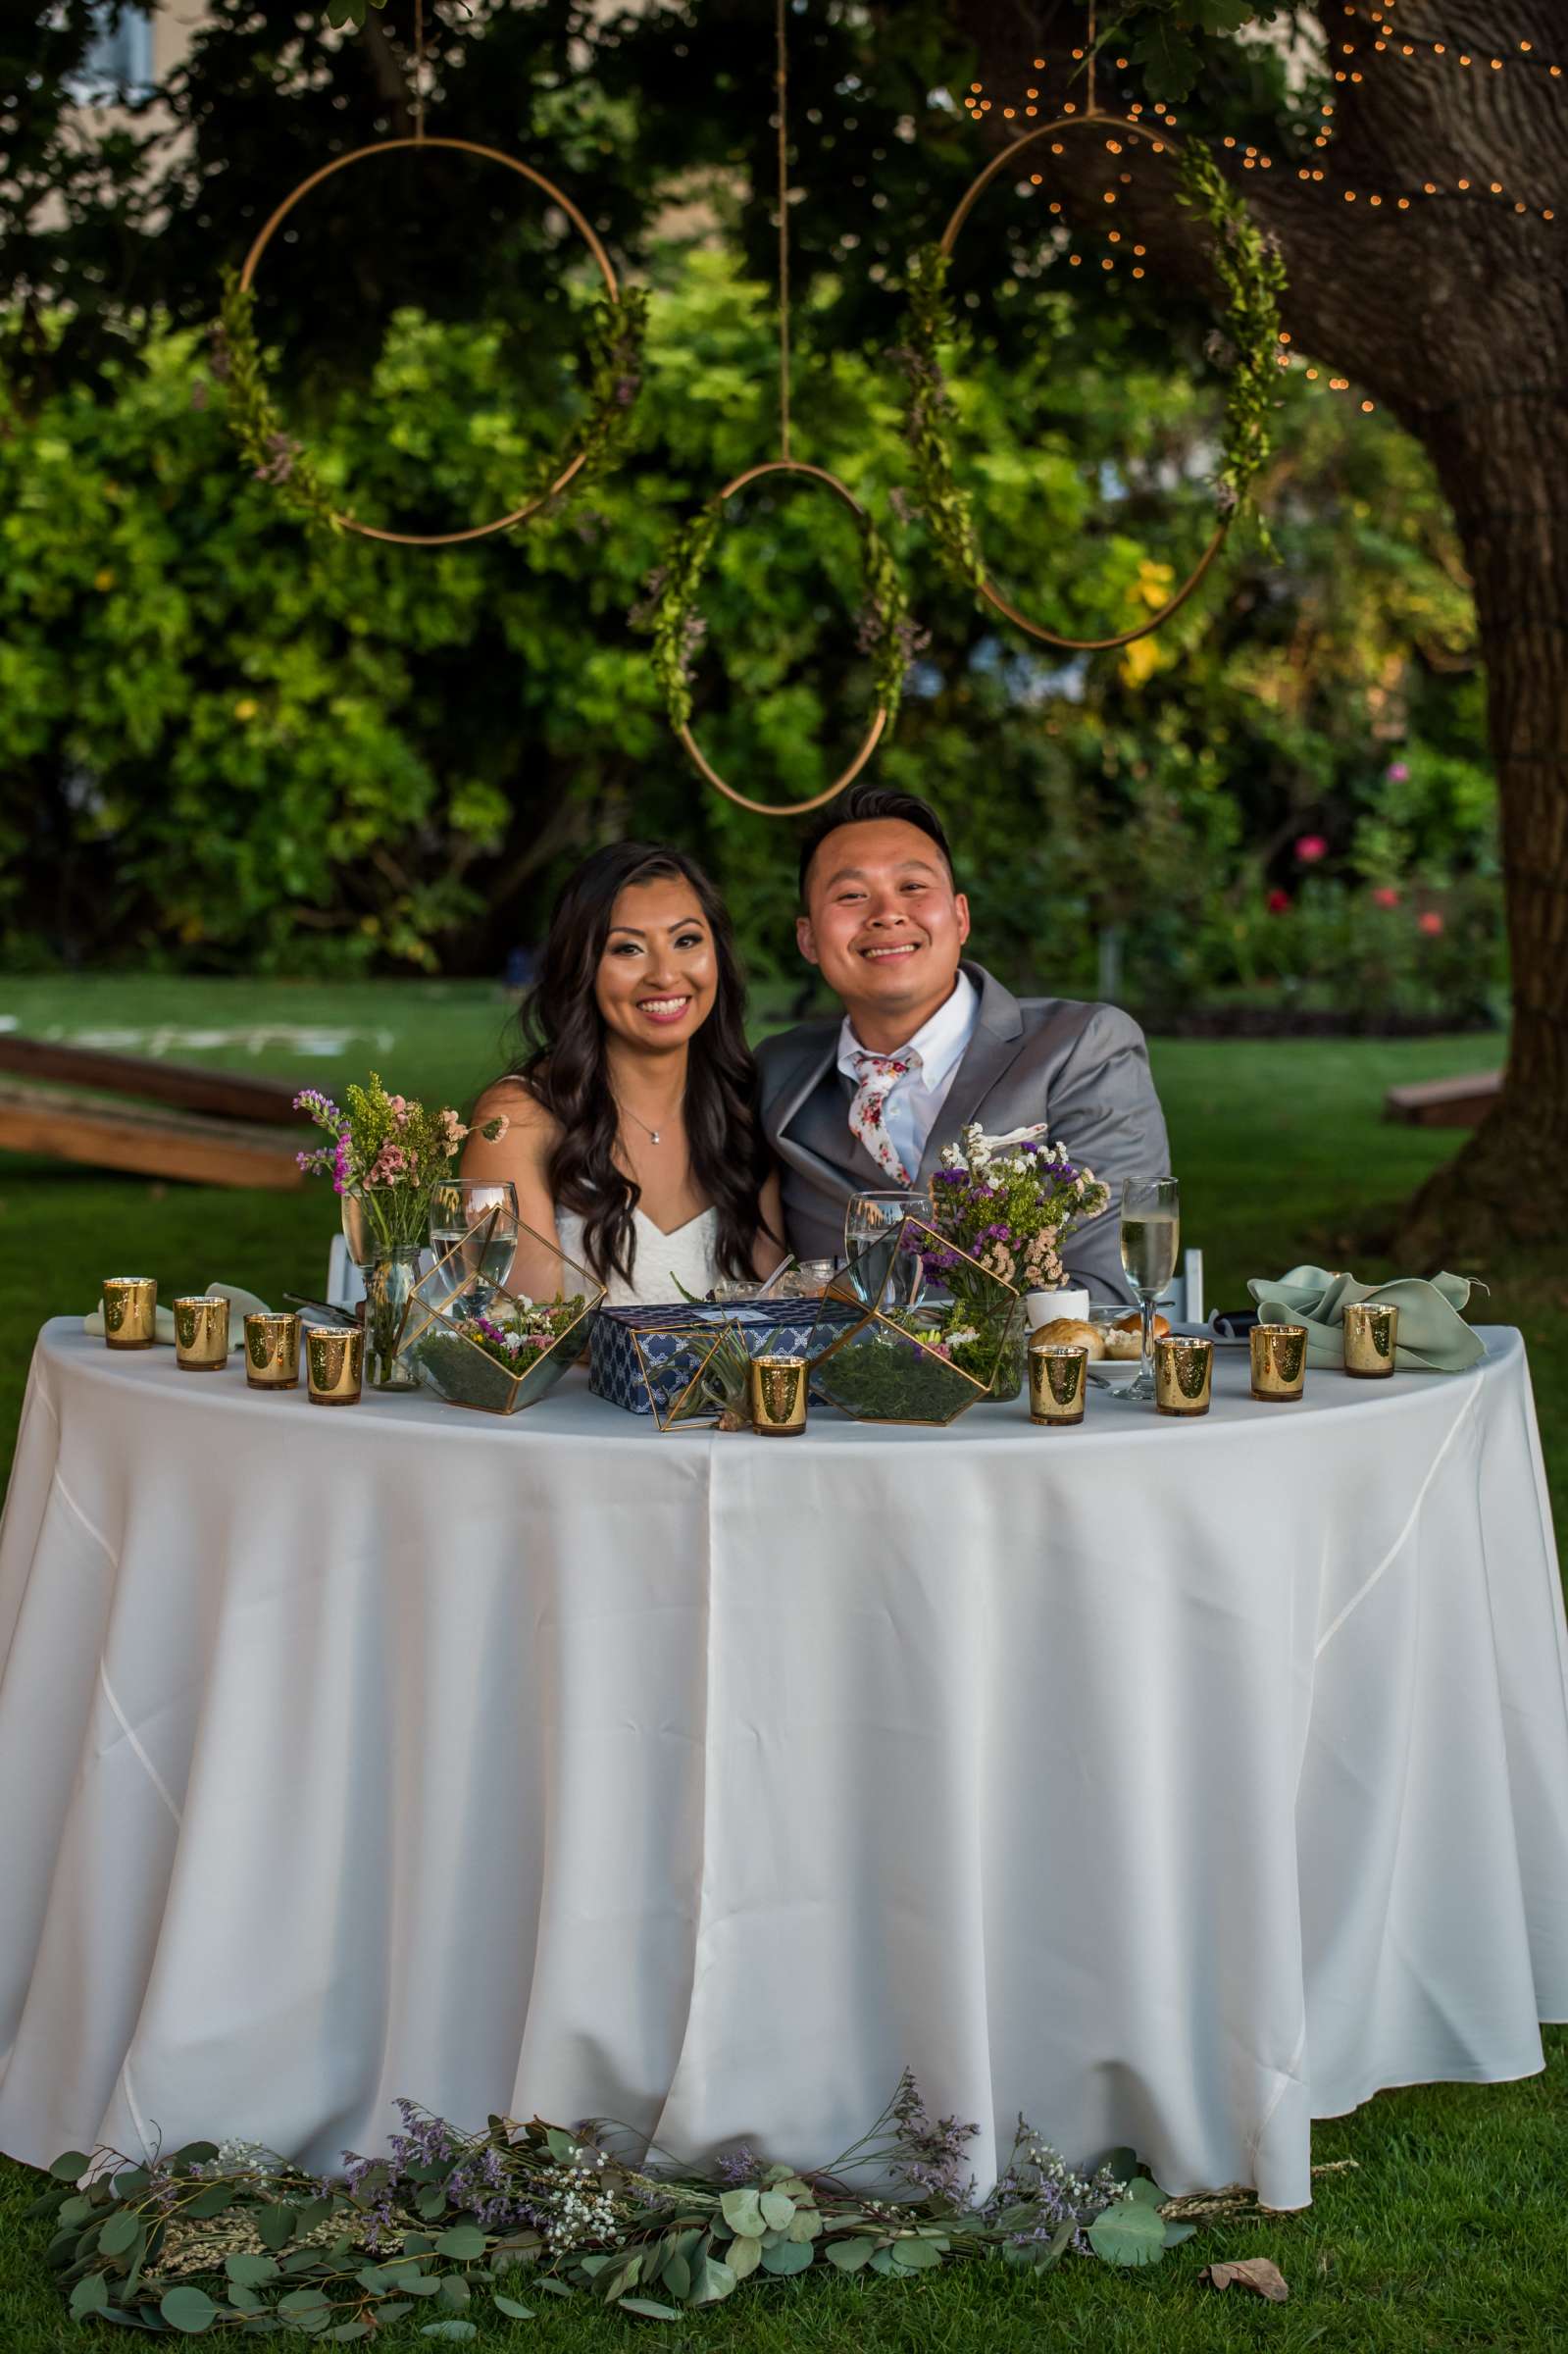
[809, 1212, 1020, 1425]
[397, 1212, 604, 1414]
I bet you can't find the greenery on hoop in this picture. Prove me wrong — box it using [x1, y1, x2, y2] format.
[894, 137, 1287, 594]
[213, 271, 649, 537]
[31, 2073, 1196, 2335]
[1175, 142, 1289, 524]
[632, 488, 921, 737]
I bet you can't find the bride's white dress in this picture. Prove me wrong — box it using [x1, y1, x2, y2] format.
[556, 1205, 720, 1307]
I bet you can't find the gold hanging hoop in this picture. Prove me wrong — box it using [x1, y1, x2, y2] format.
[237, 136, 623, 547]
[640, 0, 902, 820]
[677, 460, 889, 819]
[934, 111, 1228, 651]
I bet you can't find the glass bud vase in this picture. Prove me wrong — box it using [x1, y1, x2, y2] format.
[361, 1245, 423, 1391]
[985, 1297, 1029, 1403]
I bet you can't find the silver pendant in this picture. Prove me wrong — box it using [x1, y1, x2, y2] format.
[650, 1131, 661, 1145]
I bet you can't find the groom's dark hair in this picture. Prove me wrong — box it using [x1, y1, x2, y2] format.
[796, 786, 957, 904]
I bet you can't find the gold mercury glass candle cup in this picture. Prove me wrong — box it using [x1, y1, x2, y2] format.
[749, 1355, 808, 1436]
[1155, 1333, 1213, 1417]
[1343, 1300, 1398, 1378]
[1029, 1340, 1087, 1426]
[102, 1276, 157, 1351]
[306, 1323, 364, 1406]
[1250, 1322, 1308, 1403]
[244, 1309, 301, 1391]
[174, 1294, 230, 1371]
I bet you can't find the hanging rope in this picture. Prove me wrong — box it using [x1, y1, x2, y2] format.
[414, 0, 426, 142]
[776, 0, 791, 460]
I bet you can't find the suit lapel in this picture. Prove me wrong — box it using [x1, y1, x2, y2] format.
[914, 964, 1032, 1185]
[773, 1030, 880, 1190]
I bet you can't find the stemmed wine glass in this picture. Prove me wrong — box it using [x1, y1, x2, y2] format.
[428, 1179, 520, 1310]
[1115, 1176, 1180, 1403]
[844, 1190, 926, 1310]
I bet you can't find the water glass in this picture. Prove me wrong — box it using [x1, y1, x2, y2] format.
[1115, 1176, 1180, 1403]
[844, 1191, 926, 1309]
[427, 1179, 520, 1306]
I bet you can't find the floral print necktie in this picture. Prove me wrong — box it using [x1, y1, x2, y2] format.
[846, 1048, 923, 1186]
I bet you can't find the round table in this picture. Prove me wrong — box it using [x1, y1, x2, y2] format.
[1, 1319, 1565, 2210]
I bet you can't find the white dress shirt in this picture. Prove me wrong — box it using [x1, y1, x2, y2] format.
[835, 969, 980, 1182]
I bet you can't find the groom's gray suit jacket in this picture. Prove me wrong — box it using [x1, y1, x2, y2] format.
[756, 962, 1169, 1306]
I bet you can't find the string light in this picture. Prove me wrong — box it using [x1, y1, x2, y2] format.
[959, 33, 1549, 427]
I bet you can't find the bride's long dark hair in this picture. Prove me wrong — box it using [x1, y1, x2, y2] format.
[511, 843, 772, 1288]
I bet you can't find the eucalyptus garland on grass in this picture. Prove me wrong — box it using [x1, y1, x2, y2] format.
[632, 488, 921, 737]
[32, 2073, 1195, 2334]
[894, 139, 1288, 590]
[212, 271, 649, 537]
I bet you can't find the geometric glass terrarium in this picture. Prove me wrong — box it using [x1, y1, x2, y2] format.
[807, 1213, 1020, 1426]
[630, 1316, 755, 1432]
[396, 1216, 604, 1416]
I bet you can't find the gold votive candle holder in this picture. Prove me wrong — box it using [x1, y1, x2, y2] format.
[102, 1276, 157, 1351]
[1029, 1340, 1087, 1427]
[1343, 1300, 1398, 1379]
[1250, 1322, 1308, 1403]
[174, 1294, 230, 1371]
[244, 1310, 300, 1391]
[306, 1323, 364, 1407]
[749, 1355, 808, 1436]
[1155, 1333, 1213, 1417]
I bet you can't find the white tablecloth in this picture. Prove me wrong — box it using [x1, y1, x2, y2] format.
[1, 1320, 1565, 2210]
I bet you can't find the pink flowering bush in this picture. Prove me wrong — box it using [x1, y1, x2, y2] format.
[295, 1073, 507, 1253]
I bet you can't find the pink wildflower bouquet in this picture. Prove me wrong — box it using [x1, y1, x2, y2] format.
[295, 1074, 507, 1254]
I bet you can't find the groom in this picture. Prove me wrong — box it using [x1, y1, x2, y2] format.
[756, 786, 1170, 1305]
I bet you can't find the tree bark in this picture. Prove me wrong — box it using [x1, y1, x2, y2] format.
[950, 0, 1568, 1253]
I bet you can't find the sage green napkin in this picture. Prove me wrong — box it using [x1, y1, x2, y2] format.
[1246, 1265, 1486, 1374]
[81, 1282, 273, 1352]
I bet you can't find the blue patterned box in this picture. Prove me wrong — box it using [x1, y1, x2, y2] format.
[590, 1299, 836, 1417]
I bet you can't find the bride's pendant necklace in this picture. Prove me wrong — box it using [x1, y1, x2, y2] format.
[618, 1095, 683, 1148]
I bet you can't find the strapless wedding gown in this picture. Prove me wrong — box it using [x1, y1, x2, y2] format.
[555, 1206, 721, 1307]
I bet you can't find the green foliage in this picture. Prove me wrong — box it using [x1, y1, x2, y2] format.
[28, 2097, 1173, 2333]
[216, 272, 339, 534]
[635, 481, 915, 742]
[1103, 2, 1287, 103]
[0, 240, 1494, 1018]
[1177, 141, 1288, 526]
[896, 246, 986, 592]
[214, 272, 647, 539]
[901, 134, 1286, 603]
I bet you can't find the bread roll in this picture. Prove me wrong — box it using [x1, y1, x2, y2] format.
[1032, 1318, 1105, 1361]
[1103, 1325, 1143, 1360]
[1113, 1309, 1170, 1337]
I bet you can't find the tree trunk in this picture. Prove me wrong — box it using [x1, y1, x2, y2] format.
[1402, 389, 1568, 1255]
[951, 0, 1568, 1252]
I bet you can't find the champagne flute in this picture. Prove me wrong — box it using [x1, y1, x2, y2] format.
[844, 1190, 926, 1309]
[428, 1179, 520, 1308]
[1117, 1176, 1180, 1403]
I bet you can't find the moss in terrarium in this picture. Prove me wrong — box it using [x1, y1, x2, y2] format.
[814, 1317, 981, 1424]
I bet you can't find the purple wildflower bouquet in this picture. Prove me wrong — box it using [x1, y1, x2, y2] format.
[295, 1074, 507, 1255]
[927, 1121, 1110, 1299]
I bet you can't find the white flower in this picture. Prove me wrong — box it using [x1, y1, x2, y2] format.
[981, 1123, 1052, 1152]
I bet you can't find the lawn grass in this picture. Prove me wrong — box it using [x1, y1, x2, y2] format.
[1, 979, 1563, 2352]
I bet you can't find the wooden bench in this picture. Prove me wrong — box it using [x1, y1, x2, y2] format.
[0, 1035, 308, 1189]
[0, 1034, 301, 1125]
[1383, 1070, 1502, 1128]
[0, 1079, 305, 1190]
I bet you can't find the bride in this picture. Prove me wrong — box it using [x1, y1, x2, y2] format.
[462, 843, 785, 1305]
